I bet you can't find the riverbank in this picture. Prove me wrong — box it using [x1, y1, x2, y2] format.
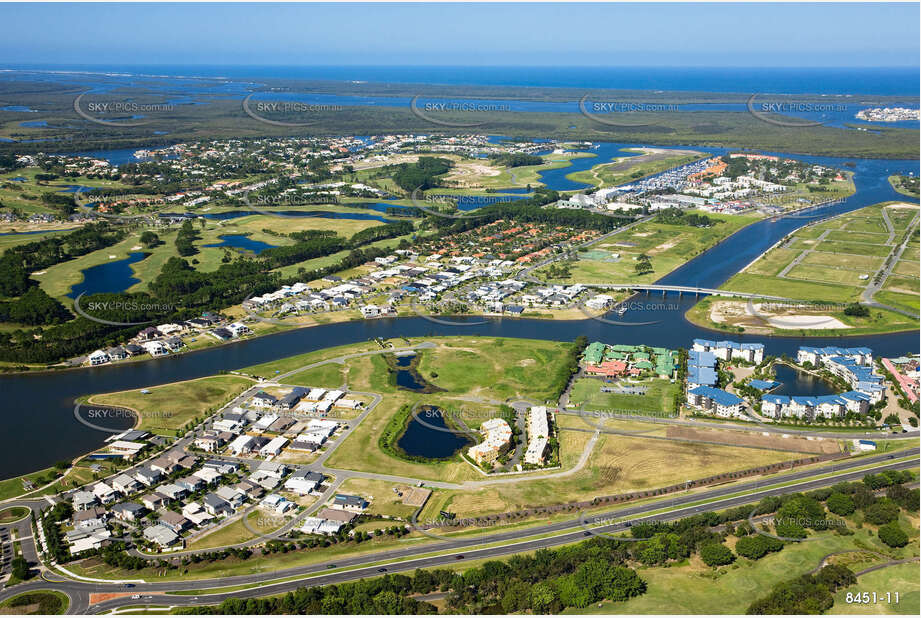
[684, 201, 919, 336]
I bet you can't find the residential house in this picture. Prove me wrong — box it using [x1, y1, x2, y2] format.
[111, 473, 141, 495]
[332, 494, 369, 512]
[141, 493, 166, 511]
[143, 524, 179, 547]
[72, 491, 98, 511]
[74, 506, 108, 529]
[158, 510, 191, 534]
[203, 493, 234, 517]
[111, 502, 145, 522]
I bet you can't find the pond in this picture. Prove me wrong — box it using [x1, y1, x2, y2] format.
[396, 406, 472, 459]
[203, 234, 277, 255]
[770, 363, 840, 398]
[391, 353, 426, 391]
[66, 252, 148, 298]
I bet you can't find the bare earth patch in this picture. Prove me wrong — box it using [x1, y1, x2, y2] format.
[708, 300, 851, 331]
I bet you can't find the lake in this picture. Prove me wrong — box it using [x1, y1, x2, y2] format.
[771, 364, 840, 398]
[396, 406, 472, 459]
[203, 234, 277, 255]
[66, 252, 148, 299]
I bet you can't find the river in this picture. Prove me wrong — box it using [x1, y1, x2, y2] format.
[0, 146, 917, 478]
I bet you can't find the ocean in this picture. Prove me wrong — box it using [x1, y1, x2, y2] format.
[3, 64, 919, 96]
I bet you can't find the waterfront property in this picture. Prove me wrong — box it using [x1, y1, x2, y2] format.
[467, 417, 512, 466]
[692, 339, 764, 364]
[686, 386, 745, 418]
[760, 391, 870, 420]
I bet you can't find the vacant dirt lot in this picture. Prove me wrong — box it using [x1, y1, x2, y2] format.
[666, 426, 841, 454]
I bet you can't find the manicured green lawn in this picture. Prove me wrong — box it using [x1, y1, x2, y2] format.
[722, 272, 858, 303]
[415, 337, 574, 402]
[285, 363, 346, 388]
[833, 562, 920, 615]
[569, 377, 679, 415]
[786, 263, 866, 286]
[801, 251, 884, 272]
[817, 240, 893, 257]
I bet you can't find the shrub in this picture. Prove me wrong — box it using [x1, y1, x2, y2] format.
[699, 543, 735, 567]
[864, 499, 900, 525]
[735, 535, 783, 560]
[877, 522, 909, 548]
[826, 492, 856, 516]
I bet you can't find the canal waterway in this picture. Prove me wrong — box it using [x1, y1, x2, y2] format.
[0, 144, 917, 478]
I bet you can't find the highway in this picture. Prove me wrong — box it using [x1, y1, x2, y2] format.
[1, 450, 915, 614]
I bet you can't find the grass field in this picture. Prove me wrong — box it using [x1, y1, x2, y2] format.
[27, 210, 388, 301]
[0, 167, 132, 214]
[537, 211, 760, 285]
[575, 525, 918, 615]
[417, 416, 800, 521]
[566, 148, 706, 188]
[0, 590, 70, 615]
[414, 337, 574, 402]
[0, 506, 29, 523]
[285, 362, 347, 388]
[705, 202, 920, 335]
[569, 377, 679, 415]
[0, 228, 74, 253]
[335, 478, 423, 519]
[893, 259, 918, 278]
[833, 563, 920, 615]
[242, 339, 407, 378]
[187, 510, 285, 550]
[89, 375, 253, 434]
[0, 467, 56, 500]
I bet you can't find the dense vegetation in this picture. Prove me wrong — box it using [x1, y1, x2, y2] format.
[391, 156, 453, 192]
[488, 153, 544, 167]
[0, 216, 414, 363]
[178, 537, 647, 615]
[655, 207, 716, 227]
[747, 564, 856, 614]
[175, 219, 201, 257]
[41, 502, 73, 564]
[0, 222, 125, 296]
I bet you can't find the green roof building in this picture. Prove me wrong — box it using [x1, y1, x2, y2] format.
[584, 342, 606, 365]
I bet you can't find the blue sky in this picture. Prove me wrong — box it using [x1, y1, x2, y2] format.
[1, 2, 918, 67]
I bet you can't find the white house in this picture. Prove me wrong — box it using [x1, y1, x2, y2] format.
[87, 350, 110, 366]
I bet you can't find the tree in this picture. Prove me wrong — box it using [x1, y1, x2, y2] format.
[843, 302, 870, 317]
[825, 492, 855, 516]
[634, 253, 654, 275]
[140, 231, 160, 248]
[372, 590, 402, 614]
[877, 521, 909, 548]
[735, 535, 783, 560]
[699, 543, 735, 566]
[775, 495, 827, 535]
[530, 582, 558, 614]
[500, 580, 532, 613]
[10, 555, 30, 580]
[864, 498, 900, 525]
